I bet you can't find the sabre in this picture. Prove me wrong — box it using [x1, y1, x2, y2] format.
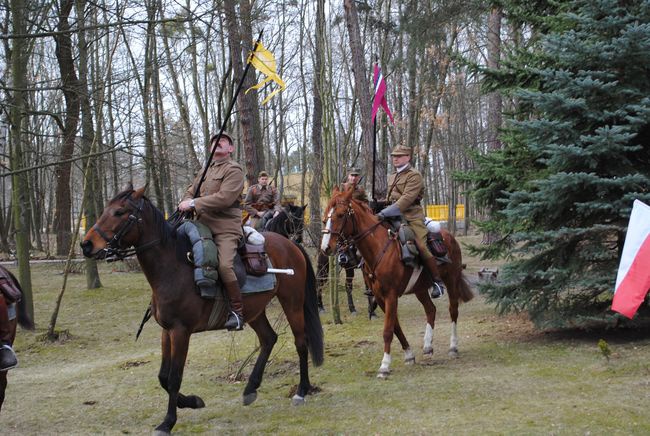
[267, 268, 294, 275]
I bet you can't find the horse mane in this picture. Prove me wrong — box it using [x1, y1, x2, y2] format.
[111, 189, 174, 246]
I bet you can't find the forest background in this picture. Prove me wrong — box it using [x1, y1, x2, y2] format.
[2, 0, 650, 330]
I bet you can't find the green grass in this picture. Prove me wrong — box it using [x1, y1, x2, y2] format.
[2, 237, 650, 434]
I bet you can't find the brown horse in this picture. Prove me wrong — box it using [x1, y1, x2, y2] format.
[0, 266, 35, 413]
[81, 186, 323, 435]
[321, 185, 473, 377]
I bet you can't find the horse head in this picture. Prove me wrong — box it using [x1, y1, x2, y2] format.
[320, 185, 359, 255]
[81, 184, 149, 260]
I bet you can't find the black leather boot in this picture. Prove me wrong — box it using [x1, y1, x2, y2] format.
[223, 281, 244, 331]
[422, 255, 446, 299]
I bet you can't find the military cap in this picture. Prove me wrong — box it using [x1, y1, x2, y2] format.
[390, 145, 412, 156]
[210, 130, 234, 145]
[258, 170, 269, 178]
[348, 167, 361, 176]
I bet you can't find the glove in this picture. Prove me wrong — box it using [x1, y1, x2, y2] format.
[377, 203, 401, 220]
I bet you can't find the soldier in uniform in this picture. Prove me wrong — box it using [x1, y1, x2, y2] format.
[244, 170, 282, 231]
[178, 132, 246, 331]
[377, 145, 446, 298]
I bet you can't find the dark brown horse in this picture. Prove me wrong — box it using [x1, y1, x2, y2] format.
[321, 185, 473, 377]
[0, 266, 35, 412]
[81, 187, 323, 434]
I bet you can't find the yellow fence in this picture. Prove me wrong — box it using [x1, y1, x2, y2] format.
[425, 204, 465, 221]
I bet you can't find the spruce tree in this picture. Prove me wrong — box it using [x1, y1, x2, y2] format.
[469, 0, 650, 327]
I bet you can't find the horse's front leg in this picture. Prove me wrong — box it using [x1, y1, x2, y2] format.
[154, 327, 193, 435]
[415, 288, 437, 357]
[376, 294, 398, 378]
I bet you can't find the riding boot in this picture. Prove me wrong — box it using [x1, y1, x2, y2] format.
[422, 255, 446, 299]
[346, 280, 356, 314]
[0, 304, 17, 370]
[223, 281, 244, 331]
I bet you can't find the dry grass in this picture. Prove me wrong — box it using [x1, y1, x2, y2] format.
[2, 236, 649, 435]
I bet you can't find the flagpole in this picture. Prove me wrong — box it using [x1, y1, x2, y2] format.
[169, 30, 264, 226]
[372, 117, 377, 203]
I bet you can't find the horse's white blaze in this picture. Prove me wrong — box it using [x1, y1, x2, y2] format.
[320, 209, 333, 251]
[450, 321, 458, 350]
[404, 347, 415, 362]
[423, 323, 434, 350]
[379, 352, 392, 372]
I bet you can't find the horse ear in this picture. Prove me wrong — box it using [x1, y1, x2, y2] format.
[124, 182, 134, 192]
[302, 204, 308, 211]
[132, 185, 147, 200]
[333, 185, 340, 194]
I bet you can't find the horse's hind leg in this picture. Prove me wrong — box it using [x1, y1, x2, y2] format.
[243, 312, 278, 406]
[415, 289, 437, 357]
[447, 288, 460, 358]
[155, 328, 199, 435]
[393, 318, 415, 365]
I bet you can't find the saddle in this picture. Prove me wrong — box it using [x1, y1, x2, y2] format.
[0, 266, 22, 304]
[384, 218, 449, 266]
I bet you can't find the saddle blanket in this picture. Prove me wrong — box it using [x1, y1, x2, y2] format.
[241, 258, 276, 294]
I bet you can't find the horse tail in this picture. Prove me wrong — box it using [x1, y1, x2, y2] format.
[295, 243, 324, 367]
[457, 273, 474, 303]
[5, 269, 35, 330]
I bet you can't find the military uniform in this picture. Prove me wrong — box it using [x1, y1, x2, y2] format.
[182, 156, 244, 284]
[386, 164, 431, 260]
[244, 171, 281, 230]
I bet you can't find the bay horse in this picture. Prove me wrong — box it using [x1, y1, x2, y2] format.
[320, 185, 473, 377]
[81, 186, 323, 435]
[263, 204, 306, 244]
[0, 266, 35, 413]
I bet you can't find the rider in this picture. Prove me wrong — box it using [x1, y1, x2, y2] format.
[244, 171, 281, 231]
[0, 295, 18, 370]
[178, 131, 246, 331]
[377, 145, 446, 299]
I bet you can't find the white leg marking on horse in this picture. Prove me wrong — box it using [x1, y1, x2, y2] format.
[449, 321, 458, 357]
[404, 347, 415, 364]
[320, 211, 332, 251]
[423, 323, 434, 355]
[291, 394, 306, 406]
[378, 352, 392, 377]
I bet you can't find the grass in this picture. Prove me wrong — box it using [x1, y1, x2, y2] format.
[2, 236, 650, 435]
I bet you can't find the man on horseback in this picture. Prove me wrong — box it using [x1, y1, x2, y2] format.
[244, 170, 281, 231]
[178, 132, 246, 331]
[377, 145, 446, 298]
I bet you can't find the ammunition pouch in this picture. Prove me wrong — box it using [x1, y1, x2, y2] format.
[239, 243, 269, 276]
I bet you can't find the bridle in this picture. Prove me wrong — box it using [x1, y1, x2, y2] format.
[92, 195, 159, 261]
[322, 198, 396, 273]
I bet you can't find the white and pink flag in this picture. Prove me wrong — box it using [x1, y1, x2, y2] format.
[371, 63, 394, 124]
[612, 199, 650, 318]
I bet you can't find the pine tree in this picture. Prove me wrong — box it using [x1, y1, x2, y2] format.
[469, 0, 650, 327]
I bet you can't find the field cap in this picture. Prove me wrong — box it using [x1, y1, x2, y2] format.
[390, 145, 412, 156]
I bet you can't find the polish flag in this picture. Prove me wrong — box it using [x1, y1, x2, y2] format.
[371, 63, 394, 124]
[612, 199, 650, 318]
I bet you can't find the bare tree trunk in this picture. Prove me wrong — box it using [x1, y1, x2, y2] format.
[343, 0, 373, 185]
[186, 0, 210, 152]
[76, 0, 101, 288]
[9, 0, 34, 320]
[53, 0, 79, 256]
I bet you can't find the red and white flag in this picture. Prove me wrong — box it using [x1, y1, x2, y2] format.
[371, 63, 394, 124]
[612, 199, 650, 318]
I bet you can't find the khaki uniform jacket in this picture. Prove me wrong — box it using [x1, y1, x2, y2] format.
[341, 182, 369, 203]
[244, 184, 281, 216]
[182, 157, 245, 237]
[387, 164, 425, 222]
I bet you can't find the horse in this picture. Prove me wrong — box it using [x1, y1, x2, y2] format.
[263, 204, 306, 244]
[0, 266, 35, 413]
[81, 186, 323, 435]
[320, 185, 473, 377]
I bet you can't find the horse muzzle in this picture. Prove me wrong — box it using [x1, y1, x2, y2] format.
[80, 240, 107, 260]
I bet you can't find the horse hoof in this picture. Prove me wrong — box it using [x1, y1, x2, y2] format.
[153, 428, 171, 436]
[404, 357, 415, 365]
[376, 371, 390, 379]
[178, 395, 205, 409]
[291, 394, 306, 406]
[422, 347, 433, 356]
[448, 348, 458, 358]
[243, 392, 258, 406]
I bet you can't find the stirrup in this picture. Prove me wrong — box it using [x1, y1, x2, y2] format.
[224, 311, 244, 331]
[436, 254, 452, 264]
[430, 281, 445, 299]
